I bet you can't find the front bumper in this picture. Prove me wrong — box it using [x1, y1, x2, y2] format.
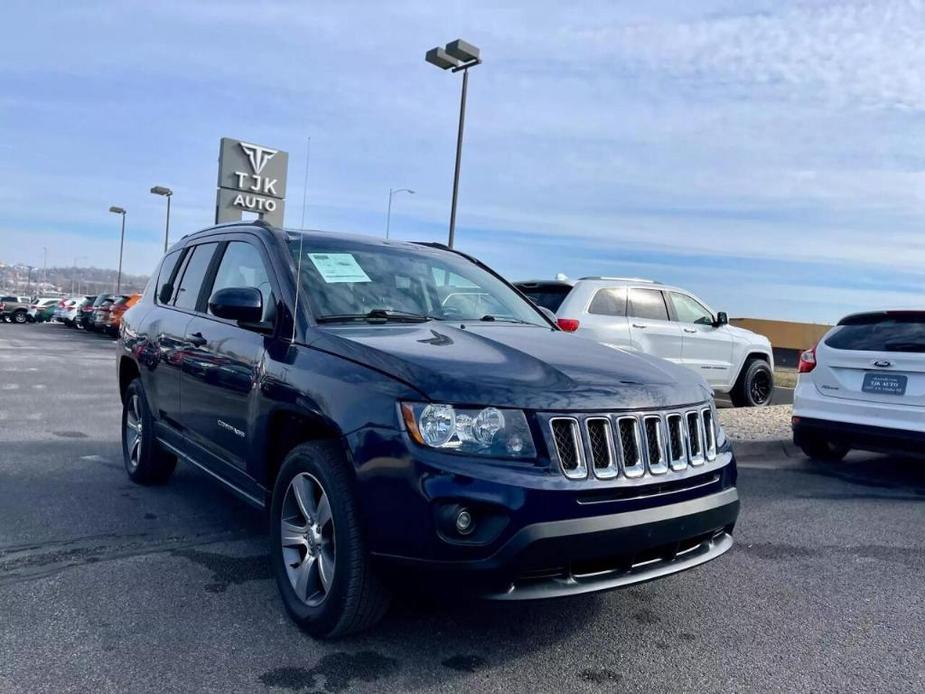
[353, 427, 740, 599]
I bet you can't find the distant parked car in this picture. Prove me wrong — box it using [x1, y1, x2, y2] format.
[515, 277, 775, 407]
[92, 294, 127, 332]
[79, 294, 111, 331]
[0, 295, 32, 324]
[27, 298, 59, 323]
[104, 293, 140, 335]
[793, 309, 925, 461]
[62, 296, 93, 327]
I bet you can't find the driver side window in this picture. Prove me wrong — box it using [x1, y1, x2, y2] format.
[669, 292, 713, 325]
[209, 241, 274, 321]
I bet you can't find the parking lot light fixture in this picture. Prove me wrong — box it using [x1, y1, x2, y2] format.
[109, 206, 126, 293]
[386, 188, 415, 240]
[150, 186, 173, 252]
[425, 38, 481, 249]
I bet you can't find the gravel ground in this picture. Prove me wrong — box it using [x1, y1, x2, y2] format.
[718, 404, 792, 442]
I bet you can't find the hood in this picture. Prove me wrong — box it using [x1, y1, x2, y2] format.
[311, 323, 710, 411]
[725, 324, 772, 345]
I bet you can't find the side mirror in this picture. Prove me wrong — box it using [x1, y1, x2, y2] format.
[714, 311, 728, 327]
[538, 306, 558, 325]
[209, 287, 263, 324]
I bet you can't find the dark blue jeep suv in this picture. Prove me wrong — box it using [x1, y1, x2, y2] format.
[117, 221, 739, 637]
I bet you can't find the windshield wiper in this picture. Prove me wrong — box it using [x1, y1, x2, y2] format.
[478, 315, 534, 325]
[316, 309, 436, 324]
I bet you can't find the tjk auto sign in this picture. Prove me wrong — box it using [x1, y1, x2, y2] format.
[215, 137, 289, 226]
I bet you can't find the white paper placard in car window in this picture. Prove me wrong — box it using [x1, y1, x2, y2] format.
[307, 253, 371, 283]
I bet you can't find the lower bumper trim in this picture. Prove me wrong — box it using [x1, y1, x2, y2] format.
[487, 531, 733, 600]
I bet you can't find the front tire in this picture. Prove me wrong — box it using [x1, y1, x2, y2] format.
[798, 434, 849, 462]
[730, 358, 774, 407]
[12, 310, 27, 324]
[121, 379, 176, 484]
[270, 441, 390, 638]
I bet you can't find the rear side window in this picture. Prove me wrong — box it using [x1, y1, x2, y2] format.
[173, 243, 218, 310]
[825, 313, 925, 352]
[156, 250, 184, 305]
[628, 288, 669, 321]
[588, 287, 627, 316]
[517, 284, 572, 312]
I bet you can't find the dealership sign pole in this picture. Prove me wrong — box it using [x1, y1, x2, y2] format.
[215, 138, 289, 226]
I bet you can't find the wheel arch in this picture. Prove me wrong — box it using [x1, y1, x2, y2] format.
[118, 356, 140, 402]
[263, 408, 348, 493]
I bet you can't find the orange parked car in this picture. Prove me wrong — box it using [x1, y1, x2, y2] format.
[104, 293, 140, 336]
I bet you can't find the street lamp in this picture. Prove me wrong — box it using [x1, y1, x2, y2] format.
[109, 206, 126, 293]
[425, 38, 481, 249]
[150, 186, 173, 252]
[386, 188, 415, 240]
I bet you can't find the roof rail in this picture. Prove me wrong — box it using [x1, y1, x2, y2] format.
[578, 276, 661, 284]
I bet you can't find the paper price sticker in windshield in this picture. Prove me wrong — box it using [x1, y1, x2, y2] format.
[307, 253, 371, 283]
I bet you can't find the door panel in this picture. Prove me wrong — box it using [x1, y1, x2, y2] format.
[668, 291, 733, 387]
[627, 288, 683, 362]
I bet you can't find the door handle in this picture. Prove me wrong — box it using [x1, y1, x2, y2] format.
[632, 323, 647, 329]
[189, 332, 207, 347]
[683, 328, 697, 334]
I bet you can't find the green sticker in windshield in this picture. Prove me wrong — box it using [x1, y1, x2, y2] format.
[307, 253, 371, 283]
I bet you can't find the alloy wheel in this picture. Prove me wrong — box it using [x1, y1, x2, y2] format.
[124, 394, 143, 471]
[281, 472, 336, 607]
[750, 369, 772, 405]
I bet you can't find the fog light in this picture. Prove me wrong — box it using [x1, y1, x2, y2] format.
[455, 508, 474, 535]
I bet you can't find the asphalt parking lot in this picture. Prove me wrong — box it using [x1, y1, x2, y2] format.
[1, 325, 923, 693]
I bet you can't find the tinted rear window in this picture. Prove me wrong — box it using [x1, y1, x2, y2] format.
[588, 287, 627, 316]
[629, 288, 669, 321]
[516, 284, 572, 312]
[825, 314, 925, 352]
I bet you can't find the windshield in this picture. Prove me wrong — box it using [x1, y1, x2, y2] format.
[287, 235, 548, 326]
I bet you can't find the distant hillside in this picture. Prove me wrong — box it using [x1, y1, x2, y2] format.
[0, 262, 149, 296]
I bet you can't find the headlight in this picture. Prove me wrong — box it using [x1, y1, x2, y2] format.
[400, 402, 536, 459]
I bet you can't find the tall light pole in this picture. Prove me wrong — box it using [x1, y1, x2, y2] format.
[109, 206, 126, 293]
[150, 186, 173, 251]
[425, 39, 481, 249]
[386, 188, 414, 240]
[42, 247, 47, 290]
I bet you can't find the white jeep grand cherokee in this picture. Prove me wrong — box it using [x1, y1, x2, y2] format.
[515, 277, 775, 407]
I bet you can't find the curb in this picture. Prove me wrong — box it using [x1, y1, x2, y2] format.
[731, 438, 800, 460]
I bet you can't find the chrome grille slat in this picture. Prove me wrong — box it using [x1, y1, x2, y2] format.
[643, 415, 668, 475]
[617, 416, 645, 478]
[551, 417, 587, 479]
[586, 417, 618, 479]
[546, 404, 722, 482]
[666, 414, 687, 471]
[702, 408, 717, 461]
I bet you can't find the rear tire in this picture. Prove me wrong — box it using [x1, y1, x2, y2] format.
[730, 358, 774, 407]
[12, 310, 27, 324]
[121, 379, 176, 484]
[798, 435, 849, 462]
[270, 441, 390, 638]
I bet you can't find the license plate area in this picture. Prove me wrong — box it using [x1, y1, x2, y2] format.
[862, 372, 907, 395]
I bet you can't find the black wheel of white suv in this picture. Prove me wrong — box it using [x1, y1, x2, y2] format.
[270, 441, 390, 639]
[121, 379, 176, 484]
[730, 358, 774, 407]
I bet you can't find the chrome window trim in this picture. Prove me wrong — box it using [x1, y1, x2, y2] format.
[585, 416, 618, 479]
[550, 417, 587, 480]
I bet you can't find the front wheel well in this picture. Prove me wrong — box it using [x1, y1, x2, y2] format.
[118, 357, 140, 403]
[264, 410, 344, 490]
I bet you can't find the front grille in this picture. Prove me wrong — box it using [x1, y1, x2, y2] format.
[548, 404, 721, 482]
[550, 418, 586, 479]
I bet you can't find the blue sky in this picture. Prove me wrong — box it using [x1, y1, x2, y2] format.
[3, 0, 925, 322]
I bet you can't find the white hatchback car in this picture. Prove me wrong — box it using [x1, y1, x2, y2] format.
[792, 309, 925, 461]
[514, 277, 775, 407]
